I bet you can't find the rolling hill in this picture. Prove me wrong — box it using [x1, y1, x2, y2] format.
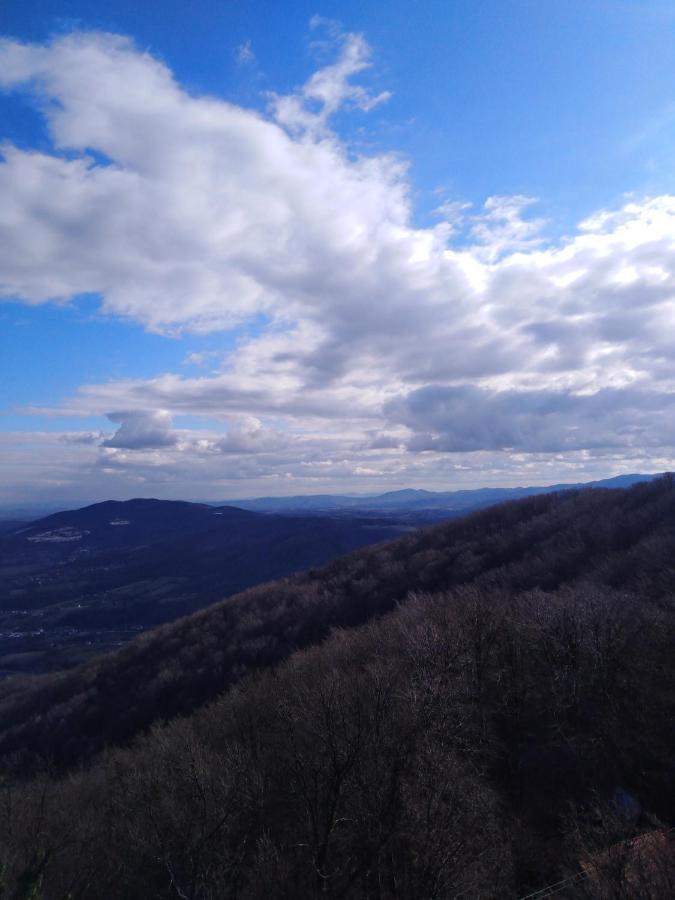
[0, 499, 409, 675]
[1, 477, 673, 771]
[0, 477, 672, 897]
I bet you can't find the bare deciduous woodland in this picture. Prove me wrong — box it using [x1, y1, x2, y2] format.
[0, 478, 674, 897]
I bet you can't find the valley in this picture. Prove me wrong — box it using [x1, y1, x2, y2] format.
[0, 499, 411, 675]
[0, 475, 654, 677]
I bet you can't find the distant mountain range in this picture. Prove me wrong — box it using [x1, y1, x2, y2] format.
[216, 472, 657, 513]
[0, 473, 659, 677]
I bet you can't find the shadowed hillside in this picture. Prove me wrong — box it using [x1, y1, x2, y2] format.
[0, 499, 409, 675]
[0, 478, 673, 897]
[1, 477, 673, 772]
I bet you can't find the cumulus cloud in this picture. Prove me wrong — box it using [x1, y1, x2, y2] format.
[103, 410, 176, 449]
[0, 29, 403, 334]
[388, 385, 675, 453]
[2, 26, 675, 499]
[213, 417, 290, 454]
[2, 424, 672, 508]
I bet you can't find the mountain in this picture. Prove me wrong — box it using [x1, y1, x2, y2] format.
[1, 476, 673, 771]
[2, 498, 250, 554]
[0, 519, 28, 535]
[0, 476, 673, 898]
[217, 472, 657, 513]
[0, 499, 410, 676]
[3, 476, 654, 678]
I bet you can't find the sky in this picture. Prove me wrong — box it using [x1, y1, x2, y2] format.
[2, 0, 675, 506]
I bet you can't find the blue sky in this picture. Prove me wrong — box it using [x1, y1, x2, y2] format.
[1, 1, 675, 505]
[6, 1, 675, 220]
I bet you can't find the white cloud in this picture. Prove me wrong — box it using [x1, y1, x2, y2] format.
[0, 31, 403, 333]
[103, 410, 176, 450]
[388, 385, 675, 453]
[1, 426, 672, 507]
[182, 351, 219, 368]
[469, 195, 546, 260]
[59, 431, 105, 445]
[235, 40, 255, 65]
[1, 27, 675, 500]
[271, 25, 391, 135]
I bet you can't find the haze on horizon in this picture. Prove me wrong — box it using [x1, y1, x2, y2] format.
[2, 0, 675, 507]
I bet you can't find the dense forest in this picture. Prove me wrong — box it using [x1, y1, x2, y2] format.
[0, 477, 673, 897]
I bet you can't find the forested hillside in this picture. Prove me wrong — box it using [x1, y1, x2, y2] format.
[0, 499, 409, 676]
[0, 478, 674, 897]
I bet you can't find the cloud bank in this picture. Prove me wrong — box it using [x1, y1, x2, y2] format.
[1, 27, 674, 501]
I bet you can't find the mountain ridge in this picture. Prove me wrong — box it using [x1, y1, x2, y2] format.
[0, 476, 673, 898]
[1, 476, 672, 776]
[214, 472, 657, 512]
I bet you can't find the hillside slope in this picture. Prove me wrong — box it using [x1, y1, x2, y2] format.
[0, 477, 673, 898]
[0, 499, 408, 675]
[1, 477, 673, 773]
